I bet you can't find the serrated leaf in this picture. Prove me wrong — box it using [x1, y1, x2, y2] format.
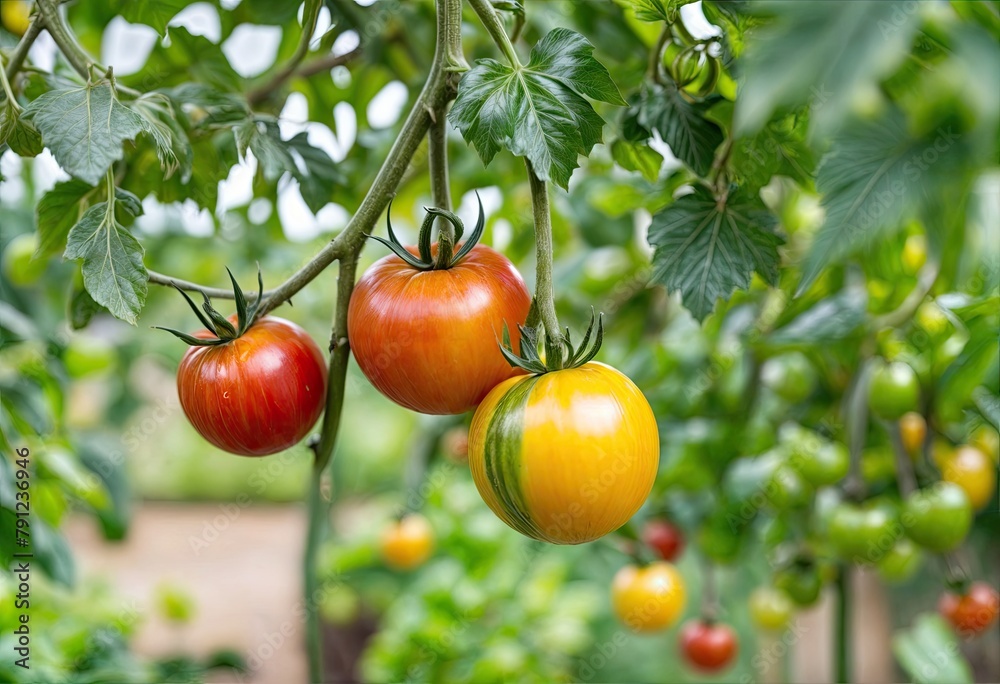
[636, 82, 724, 177]
[114, 187, 144, 218]
[1, 102, 43, 156]
[892, 614, 972, 684]
[731, 110, 815, 191]
[64, 201, 148, 325]
[129, 93, 193, 182]
[236, 118, 295, 182]
[68, 278, 107, 330]
[450, 28, 624, 189]
[23, 81, 145, 185]
[798, 108, 966, 293]
[611, 137, 663, 182]
[124, 26, 244, 93]
[287, 132, 342, 214]
[35, 179, 97, 258]
[767, 286, 867, 345]
[115, 0, 188, 35]
[648, 186, 783, 321]
[620, 0, 694, 23]
[735, 1, 918, 136]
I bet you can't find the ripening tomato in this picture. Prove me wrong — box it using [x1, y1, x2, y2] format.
[642, 519, 684, 562]
[899, 412, 926, 456]
[380, 514, 434, 570]
[939, 582, 999, 637]
[177, 316, 327, 456]
[611, 562, 686, 632]
[939, 445, 996, 510]
[749, 586, 794, 631]
[349, 237, 531, 414]
[468, 362, 659, 544]
[679, 620, 738, 672]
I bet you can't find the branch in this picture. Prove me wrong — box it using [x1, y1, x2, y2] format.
[298, 45, 362, 79]
[468, 0, 520, 67]
[147, 270, 273, 301]
[525, 158, 564, 368]
[428, 109, 453, 239]
[3, 15, 44, 82]
[870, 260, 940, 330]
[245, 0, 326, 107]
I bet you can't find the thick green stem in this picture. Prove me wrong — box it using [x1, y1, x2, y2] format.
[303, 463, 326, 683]
[468, 0, 521, 67]
[36, 0, 100, 79]
[647, 24, 671, 83]
[836, 566, 851, 684]
[429, 111, 454, 255]
[525, 158, 563, 369]
[3, 16, 43, 82]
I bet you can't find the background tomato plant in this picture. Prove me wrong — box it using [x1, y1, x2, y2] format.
[2, 1, 998, 683]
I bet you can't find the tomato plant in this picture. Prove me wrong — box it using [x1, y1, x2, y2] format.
[679, 620, 738, 672]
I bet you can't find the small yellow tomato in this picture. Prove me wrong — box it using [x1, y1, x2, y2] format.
[940, 446, 996, 510]
[748, 587, 795, 631]
[1, 0, 31, 37]
[468, 361, 658, 544]
[899, 412, 927, 457]
[611, 562, 686, 632]
[901, 234, 927, 274]
[380, 514, 434, 570]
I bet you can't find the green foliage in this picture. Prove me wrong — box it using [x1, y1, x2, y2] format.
[631, 82, 724, 177]
[893, 614, 973, 684]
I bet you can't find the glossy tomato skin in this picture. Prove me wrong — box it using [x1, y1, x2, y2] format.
[348, 243, 531, 415]
[940, 445, 996, 510]
[611, 562, 686, 632]
[177, 316, 327, 456]
[939, 582, 999, 636]
[679, 621, 738, 672]
[380, 514, 434, 570]
[468, 362, 659, 544]
[902, 482, 972, 553]
[643, 519, 684, 562]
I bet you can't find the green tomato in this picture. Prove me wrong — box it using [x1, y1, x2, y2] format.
[868, 361, 920, 420]
[749, 587, 795, 631]
[876, 538, 924, 583]
[774, 563, 823, 607]
[2, 233, 47, 286]
[790, 439, 849, 488]
[902, 482, 972, 553]
[828, 499, 898, 564]
[762, 352, 817, 403]
[769, 465, 812, 510]
[63, 336, 117, 378]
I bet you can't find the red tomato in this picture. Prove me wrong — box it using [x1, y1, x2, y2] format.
[348, 243, 531, 414]
[679, 620, 738, 672]
[939, 582, 999, 637]
[177, 316, 327, 456]
[642, 519, 684, 562]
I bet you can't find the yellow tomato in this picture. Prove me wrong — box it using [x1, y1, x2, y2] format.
[380, 514, 434, 570]
[611, 562, 686, 632]
[468, 362, 659, 544]
[899, 412, 926, 457]
[940, 446, 996, 510]
[1, 0, 31, 37]
[748, 586, 795, 631]
[969, 426, 999, 464]
[901, 234, 927, 274]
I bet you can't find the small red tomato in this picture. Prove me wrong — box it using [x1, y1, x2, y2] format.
[680, 620, 738, 672]
[939, 582, 999, 637]
[348, 241, 530, 415]
[642, 519, 684, 562]
[177, 316, 327, 456]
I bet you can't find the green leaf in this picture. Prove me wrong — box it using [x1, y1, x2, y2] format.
[115, 0, 187, 35]
[450, 28, 625, 189]
[31, 517, 76, 587]
[648, 186, 783, 321]
[611, 137, 663, 182]
[798, 108, 966, 294]
[731, 110, 815, 191]
[892, 614, 973, 684]
[68, 277, 107, 330]
[129, 93, 193, 182]
[636, 82, 724, 177]
[124, 26, 244, 93]
[35, 179, 97, 258]
[0, 101, 43, 156]
[236, 118, 295, 182]
[23, 81, 146, 185]
[767, 287, 867, 346]
[620, 0, 694, 23]
[64, 200, 148, 325]
[938, 318, 1000, 411]
[287, 132, 342, 214]
[972, 387, 1000, 430]
[735, 1, 918, 136]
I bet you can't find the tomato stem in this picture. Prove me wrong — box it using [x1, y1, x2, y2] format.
[835, 564, 851, 684]
[428, 101, 455, 256]
[525, 159, 564, 369]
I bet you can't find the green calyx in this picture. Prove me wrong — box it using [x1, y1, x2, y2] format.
[499, 306, 605, 375]
[367, 191, 485, 270]
[153, 266, 264, 347]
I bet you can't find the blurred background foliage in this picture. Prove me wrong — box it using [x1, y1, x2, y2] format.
[1, 0, 998, 683]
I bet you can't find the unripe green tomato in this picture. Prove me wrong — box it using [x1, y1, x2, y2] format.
[768, 465, 812, 510]
[63, 337, 117, 378]
[868, 361, 920, 420]
[876, 537, 923, 583]
[762, 352, 817, 404]
[793, 441, 849, 488]
[2, 234, 47, 286]
[828, 499, 898, 564]
[774, 564, 823, 607]
[902, 482, 972, 553]
[748, 587, 794, 631]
